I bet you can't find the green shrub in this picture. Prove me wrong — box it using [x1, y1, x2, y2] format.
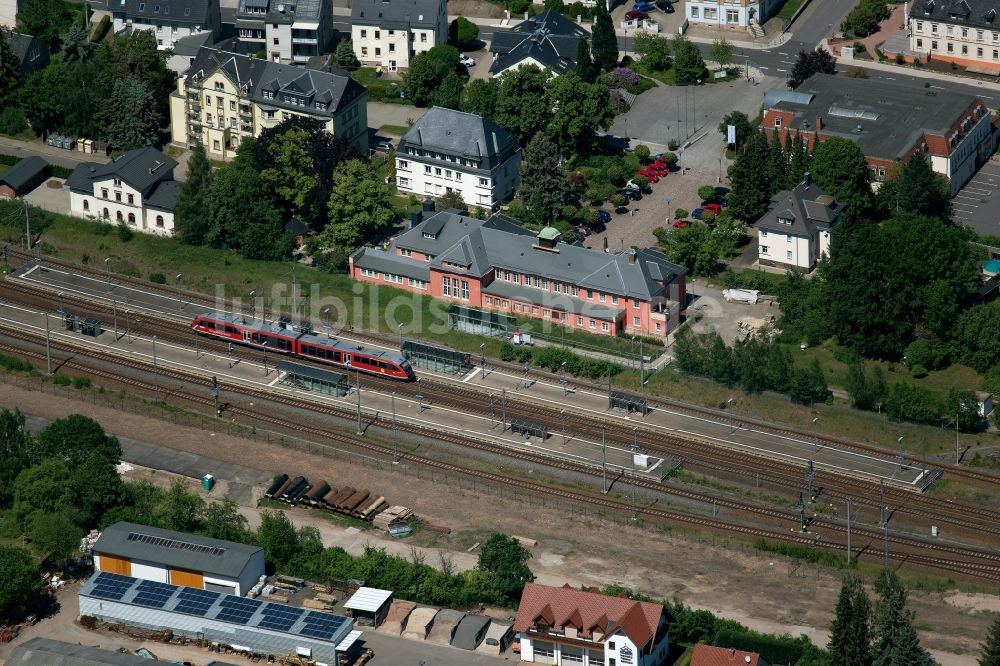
[674, 208, 689, 219]
[73, 376, 92, 389]
[697, 185, 716, 201]
[149, 272, 167, 284]
[510, 0, 529, 13]
[667, 139, 679, 150]
[52, 374, 72, 386]
[611, 193, 626, 207]
[0, 107, 28, 136]
[632, 174, 648, 189]
[606, 164, 624, 183]
[634, 144, 650, 161]
[0, 353, 34, 372]
[91, 14, 111, 42]
[499, 342, 516, 361]
[116, 221, 133, 242]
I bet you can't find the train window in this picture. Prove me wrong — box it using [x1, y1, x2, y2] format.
[225, 325, 238, 334]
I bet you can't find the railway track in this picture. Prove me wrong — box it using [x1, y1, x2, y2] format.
[1, 317, 999, 582]
[4, 275, 1000, 545]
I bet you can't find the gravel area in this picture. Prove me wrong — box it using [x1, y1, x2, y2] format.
[0, 375, 993, 665]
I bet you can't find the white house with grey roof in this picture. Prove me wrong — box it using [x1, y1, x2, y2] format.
[350, 210, 687, 338]
[756, 174, 844, 271]
[66, 148, 181, 236]
[105, 0, 221, 51]
[350, 0, 447, 71]
[169, 46, 368, 159]
[395, 107, 521, 208]
[92, 521, 265, 595]
[234, 0, 333, 64]
[489, 10, 592, 77]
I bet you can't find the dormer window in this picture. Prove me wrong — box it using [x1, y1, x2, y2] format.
[778, 216, 792, 225]
[536, 623, 550, 634]
[138, 2, 145, 9]
[422, 232, 436, 239]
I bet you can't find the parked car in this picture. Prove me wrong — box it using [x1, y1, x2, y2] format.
[633, 1, 655, 12]
[671, 219, 690, 228]
[702, 203, 722, 215]
[459, 54, 476, 67]
[638, 171, 660, 184]
[625, 9, 648, 20]
[656, 0, 675, 12]
[374, 140, 394, 151]
[626, 179, 651, 193]
[615, 205, 630, 214]
[618, 187, 643, 201]
[692, 208, 704, 219]
[597, 210, 612, 224]
[574, 225, 591, 237]
[712, 193, 729, 206]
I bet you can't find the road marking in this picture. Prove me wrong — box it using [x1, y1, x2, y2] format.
[759, 66, 769, 70]
[776, 68, 787, 72]
[884, 77, 896, 80]
[778, 51, 789, 55]
[930, 85, 944, 89]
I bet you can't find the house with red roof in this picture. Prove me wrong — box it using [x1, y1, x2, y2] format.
[690, 644, 768, 666]
[513, 583, 669, 666]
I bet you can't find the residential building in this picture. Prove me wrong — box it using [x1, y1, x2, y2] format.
[756, 173, 843, 271]
[0, 156, 49, 198]
[105, 0, 221, 51]
[91, 521, 265, 595]
[350, 0, 447, 72]
[2, 30, 49, 77]
[395, 107, 521, 208]
[235, 0, 333, 64]
[686, 0, 781, 30]
[489, 10, 592, 77]
[762, 73, 997, 195]
[690, 644, 768, 666]
[0, 0, 19, 30]
[67, 148, 181, 236]
[909, 0, 1000, 72]
[349, 211, 687, 338]
[169, 47, 368, 160]
[514, 582, 670, 666]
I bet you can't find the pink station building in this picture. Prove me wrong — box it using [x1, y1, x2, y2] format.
[349, 210, 687, 339]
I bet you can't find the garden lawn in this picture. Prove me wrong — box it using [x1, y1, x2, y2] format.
[378, 124, 410, 136]
[776, 0, 807, 20]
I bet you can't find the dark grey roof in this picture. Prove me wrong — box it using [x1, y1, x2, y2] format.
[236, 0, 324, 23]
[399, 108, 521, 174]
[172, 30, 217, 56]
[0, 156, 49, 192]
[65, 148, 177, 197]
[350, 0, 441, 29]
[185, 47, 365, 117]
[452, 615, 491, 650]
[355, 211, 686, 300]
[106, 0, 213, 25]
[144, 180, 181, 212]
[767, 73, 983, 160]
[490, 10, 591, 75]
[93, 522, 263, 579]
[351, 247, 431, 281]
[482, 279, 622, 320]
[757, 178, 844, 235]
[4, 32, 48, 73]
[910, 0, 1000, 30]
[7, 638, 155, 666]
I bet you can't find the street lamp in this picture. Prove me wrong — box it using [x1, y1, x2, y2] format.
[480, 343, 486, 381]
[104, 257, 111, 288]
[811, 416, 819, 452]
[322, 307, 332, 339]
[249, 290, 257, 322]
[631, 426, 640, 520]
[897, 436, 904, 473]
[398, 322, 404, 348]
[175, 273, 184, 311]
[560, 409, 566, 445]
[391, 391, 398, 464]
[262, 340, 269, 377]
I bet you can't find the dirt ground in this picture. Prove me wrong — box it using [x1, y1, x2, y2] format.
[0, 379, 996, 666]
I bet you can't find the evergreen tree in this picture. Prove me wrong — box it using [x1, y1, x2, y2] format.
[433, 71, 466, 110]
[334, 39, 359, 69]
[781, 130, 795, 189]
[872, 570, 934, 666]
[811, 136, 873, 223]
[0, 32, 21, 108]
[95, 78, 161, 150]
[575, 37, 595, 82]
[519, 133, 573, 224]
[174, 141, 213, 245]
[979, 615, 1000, 666]
[877, 152, 952, 221]
[828, 574, 873, 666]
[788, 132, 810, 187]
[591, 2, 618, 71]
[59, 23, 93, 64]
[767, 128, 787, 193]
[727, 129, 772, 222]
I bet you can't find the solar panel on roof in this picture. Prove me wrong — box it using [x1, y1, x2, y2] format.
[216, 596, 262, 624]
[174, 587, 219, 616]
[298, 611, 346, 640]
[90, 572, 133, 601]
[133, 580, 175, 609]
[258, 605, 304, 631]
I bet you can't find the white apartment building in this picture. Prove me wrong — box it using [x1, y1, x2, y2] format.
[350, 0, 447, 71]
[105, 0, 221, 50]
[686, 0, 781, 30]
[756, 174, 843, 271]
[66, 148, 180, 236]
[909, 0, 1000, 71]
[395, 107, 521, 208]
[235, 0, 333, 64]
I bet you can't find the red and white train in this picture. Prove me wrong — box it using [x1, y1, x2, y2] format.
[191, 312, 415, 381]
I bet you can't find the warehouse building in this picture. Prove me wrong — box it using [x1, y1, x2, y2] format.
[7, 637, 160, 665]
[92, 522, 265, 596]
[78, 572, 361, 664]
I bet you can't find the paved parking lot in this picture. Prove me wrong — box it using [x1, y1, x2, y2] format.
[953, 160, 1000, 236]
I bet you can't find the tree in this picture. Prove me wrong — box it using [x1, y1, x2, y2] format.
[24, 511, 82, 562]
[518, 133, 573, 224]
[575, 37, 596, 82]
[877, 152, 951, 221]
[449, 16, 479, 45]
[845, 362, 887, 411]
[17, 0, 75, 49]
[19, 63, 69, 131]
[0, 545, 38, 620]
[257, 510, 300, 568]
[35, 414, 121, 467]
[260, 127, 320, 215]
[979, 615, 1000, 666]
[788, 132, 810, 188]
[96, 77, 161, 149]
[633, 32, 671, 71]
[954, 300, 1000, 373]
[158, 480, 205, 533]
[202, 499, 250, 543]
[404, 53, 443, 107]
[710, 38, 734, 67]
[71, 450, 126, 527]
[493, 65, 550, 145]
[659, 223, 719, 276]
[12, 459, 79, 524]
[727, 129, 773, 222]
[591, 1, 618, 71]
[766, 129, 786, 194]
[842, 0, 891, 37]
[60, 23, 93, 64]
[872, 570, 934, 666]
[476, 533, 534, 603]
[810, 136, 872, 222]
[437, 189, 467, 212]
[318, 158, 394, 252]
[0, 32, 21, 108]
[545, 72, 614, 158]
[0, 410, 32, 508]
[789, 48, 836, 89]
[828, 574, 872, 666]
[174, 141, 214, 245]
[673, 37, 706, 85]
[433, 71, 466, 110]
[93, 31, 173, 101]
[334, 39, 359, 69]
[718, 110, 752, 151]
[462, 78, 499, 118]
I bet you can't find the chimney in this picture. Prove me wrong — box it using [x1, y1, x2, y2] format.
[422, 197, 435, 213]
[730, 649, 736, 656]
[409, 209, 422, 229]
[815, 116, 823, 130]
[802, 172, 811, 187]
[627, 248, 637, 264]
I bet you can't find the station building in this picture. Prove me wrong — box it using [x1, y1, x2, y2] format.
[349, 211, 687, 339]
[92, 521, 265, 596]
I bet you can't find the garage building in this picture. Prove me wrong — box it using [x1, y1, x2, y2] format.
[0, 156, 49, 198]
[93, 522, 265, 596]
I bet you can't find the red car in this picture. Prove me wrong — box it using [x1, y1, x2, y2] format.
[702, 203, 722, 215]
[625, 9, 648, 19]
[672, 219, 690, 228]
[639, 171, 660, 183]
